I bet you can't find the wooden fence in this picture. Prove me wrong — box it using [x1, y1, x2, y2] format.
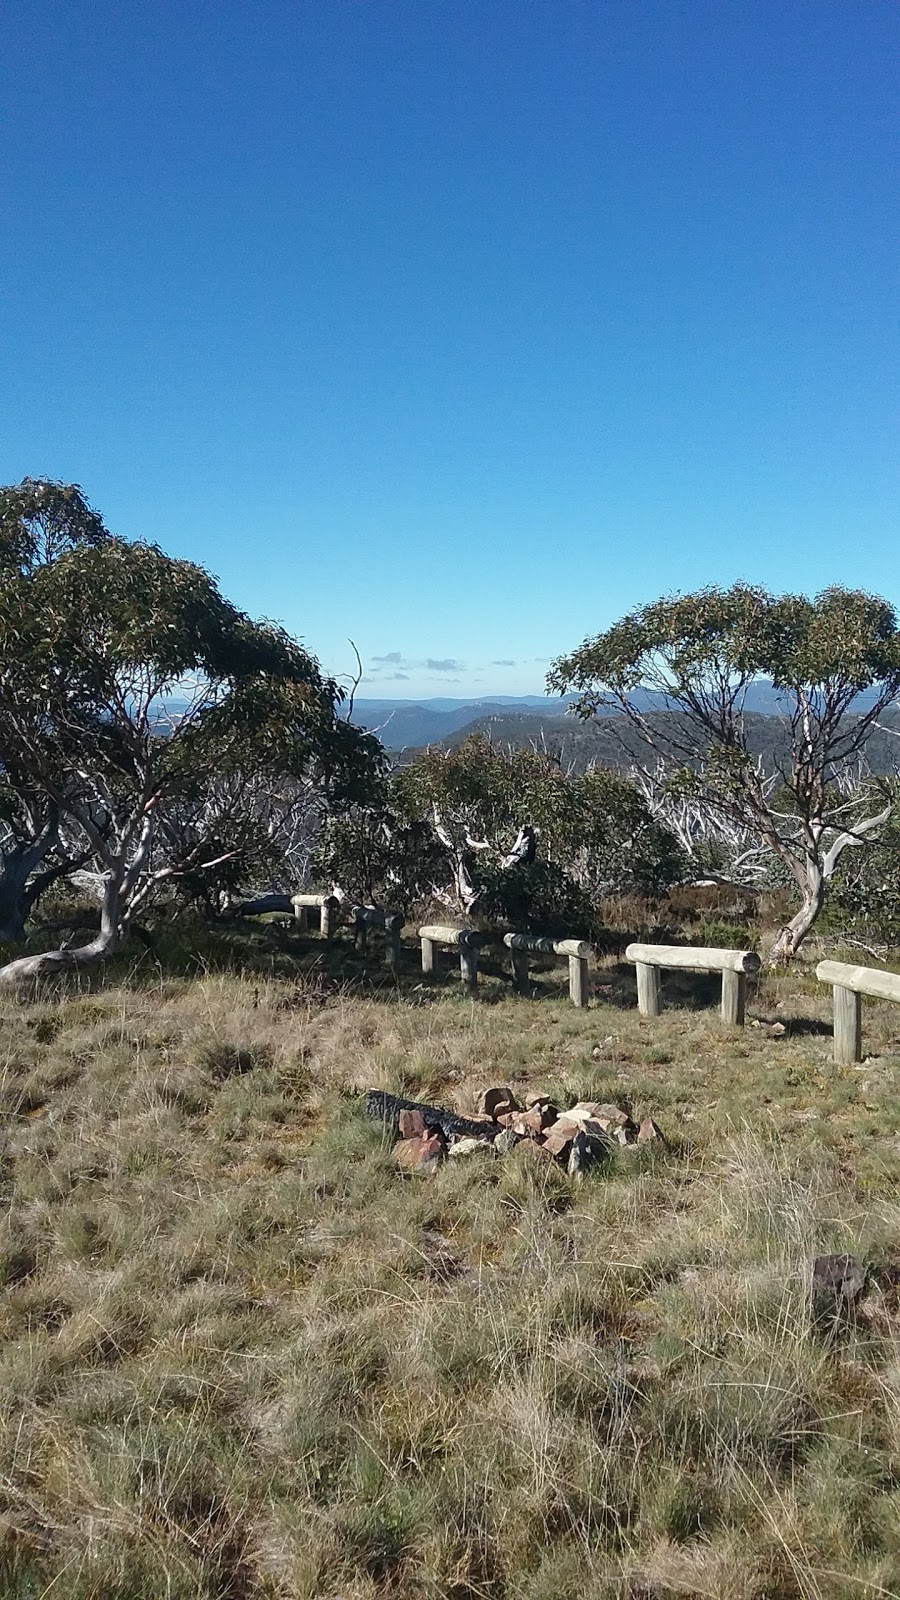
[503, 933, 591, 1008]
[816, 959, 900, 1064]
[625, 942, 761, 1025]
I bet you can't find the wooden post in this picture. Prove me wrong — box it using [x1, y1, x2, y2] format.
[421, 936, 435, 975]
[354, 911, 368, 953]
[833, 984, 862, 1065]
[510, 946, 530, 994]
[721, 967, 747, 1026]
[459, 936, 478, 992]
[568, 954, 588, 1008]
[635, 961, 661, 1017]
[320, 898, 336, 941]
[293, 902, 308, 931]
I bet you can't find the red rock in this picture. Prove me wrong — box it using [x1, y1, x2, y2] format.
[398, 1109, 428, 1139]
[542, 1122, 578, 1158]
[478, 1086, 520, 1119]
[509, 1108, 551, 1137]
[392, 1131, 445, 1175]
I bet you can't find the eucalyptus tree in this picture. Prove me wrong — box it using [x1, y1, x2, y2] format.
[316, 735, 680, 929]
[549, 584, 900, 959]
[0, 532, 382, 980]
[0, 479, 113, 937]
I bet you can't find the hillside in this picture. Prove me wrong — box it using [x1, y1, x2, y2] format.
[350, 697, 572, 751]
[2, 920, 900, 1597]
[434, 707, 900, 776]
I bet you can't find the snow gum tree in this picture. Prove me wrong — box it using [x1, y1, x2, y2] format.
[0, 515, 382, 981]
[549, 584, 900, 960]
[317, 735, 680, 927]
[0, 479, 113, 938]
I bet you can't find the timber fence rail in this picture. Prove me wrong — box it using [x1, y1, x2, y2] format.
[625, 942, 761, 1026]
[503, 933, 591, 1008]
[815, 959, 900, 1064]
[291, 892, 339, 939]
[418, 925, 485, 991]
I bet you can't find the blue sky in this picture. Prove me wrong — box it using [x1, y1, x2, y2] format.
[2, 0, 897, 699]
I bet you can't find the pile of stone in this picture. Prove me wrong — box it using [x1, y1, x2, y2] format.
[377, 1085, 665, 1179]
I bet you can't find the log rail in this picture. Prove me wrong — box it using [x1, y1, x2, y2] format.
[418, 925, 484, 990]
[503, 933, 591, 1008]
[816, 959, 900, 1063]
[625, 942, 761, 1026]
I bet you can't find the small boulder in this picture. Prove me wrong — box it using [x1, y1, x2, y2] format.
[812, 1253, 866, 1318]
[494, 1126, 524, 1154]
[398, 1108, 428, 1139]
[449, 1136, 496, 1158]
[510, 1106, 556, 1137]
[542, 1119, 579, 1158]
[589, 1103, 633, 1128]
[478, 1086, 520, 1119]
[392, 1130, 446, 1176]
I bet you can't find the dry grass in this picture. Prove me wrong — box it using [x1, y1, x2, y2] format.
[1, 926, 900, 1597]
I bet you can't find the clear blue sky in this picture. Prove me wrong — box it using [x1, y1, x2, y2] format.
[2, 0, 897, 699]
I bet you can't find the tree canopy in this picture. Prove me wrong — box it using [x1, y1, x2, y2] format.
[549, 583, 900, 957]
[0, 480, 383, 979]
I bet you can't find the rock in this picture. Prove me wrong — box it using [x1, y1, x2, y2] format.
[392, 1130, 446, 1176]
[493, 1126, 522, 1152]
[812, 1253, 867, 1316]
[494, 1126, 524, 1154]
[398, 1108, 428, 1139]
[542, 1119, 580, 1158]
[449, 1136, 497, 1158]
[509, 1106, 557, 1137]
[566, 1101, 603, 1123]
[478, 1086, 520, 1119]
[591, 1103, 632, 1127]
[524, 1094, 559, 1124]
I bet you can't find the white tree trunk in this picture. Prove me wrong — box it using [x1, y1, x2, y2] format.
[0, 869, 126, 984]
[770, 881, 826, 963]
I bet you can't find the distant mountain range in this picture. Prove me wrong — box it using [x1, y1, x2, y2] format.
[349, 696, 574, 750]
[349, 683, 892, 756]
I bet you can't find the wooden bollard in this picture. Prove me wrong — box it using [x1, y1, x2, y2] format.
[291, 893, 339, 940]
[816, 959, 900, 1064]
[418, 926, 483, 991]
[503, 934, 591, 1008]
[635, 961, 661, 1017]
[626, 944, 761, 1024]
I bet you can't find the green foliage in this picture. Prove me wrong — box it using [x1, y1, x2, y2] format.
[550, 583, 900, 705]
[0, 476, 110, 575]
[550, 584, 900, 955]
[821, 781, 900, 944]
[477, 858, 596, 937]
[315, 810, 442, 910]
[399, 735, 682, 891]
[0, 480, 386, 953]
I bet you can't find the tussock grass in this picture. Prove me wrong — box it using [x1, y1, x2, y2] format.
[1, 931, 900, 1596]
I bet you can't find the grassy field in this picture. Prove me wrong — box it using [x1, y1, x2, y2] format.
[2, 923, 900, 1598]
